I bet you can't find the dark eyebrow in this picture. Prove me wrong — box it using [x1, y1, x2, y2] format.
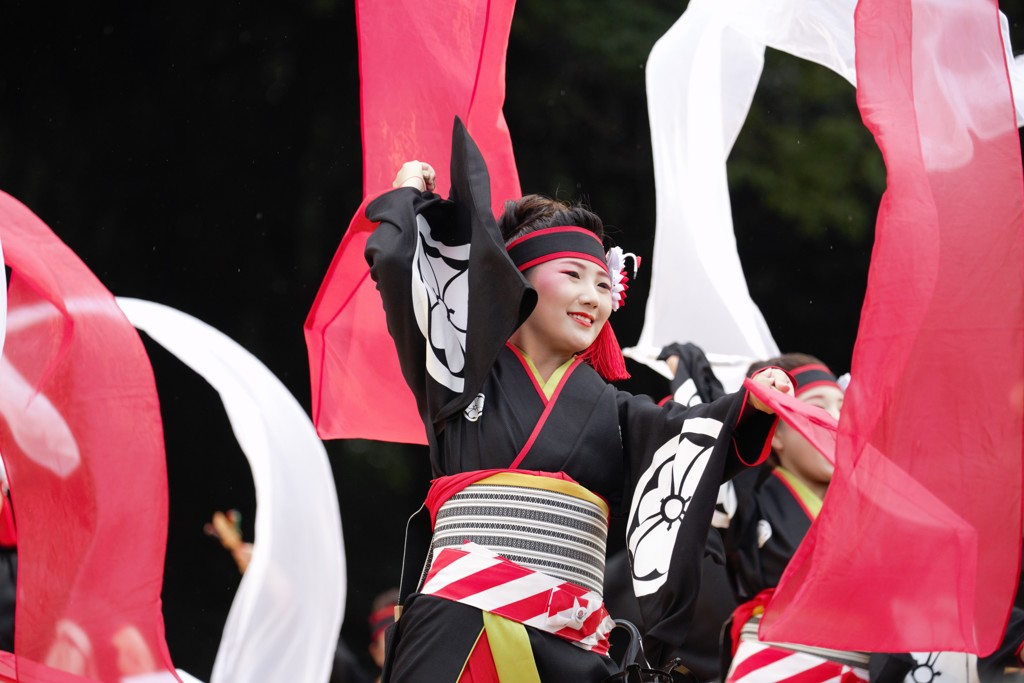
[562, 258, 611, 280]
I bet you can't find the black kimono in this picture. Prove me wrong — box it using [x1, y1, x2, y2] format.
[720, 435, 952, 683]
[364, 120, 774, 681]
[724, 464, 818, 602]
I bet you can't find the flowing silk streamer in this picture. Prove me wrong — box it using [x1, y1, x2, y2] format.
[306, 0, 520, 443]
[633, 0, 856, 359]
[758, 0, 1024, 654]
[118, 298, 345, 683]
[633, 0, 779, 365]
[0, 191, 180, 682]
[627, 0, 864, 384]
[632, 0, 1024, 377]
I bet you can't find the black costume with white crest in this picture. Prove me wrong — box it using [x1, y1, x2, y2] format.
[364, 120, 775, 680]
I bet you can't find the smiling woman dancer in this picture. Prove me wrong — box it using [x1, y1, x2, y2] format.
[363, 123, 791, 683]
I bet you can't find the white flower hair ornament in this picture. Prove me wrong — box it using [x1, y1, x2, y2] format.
[606, 247, 641, 312]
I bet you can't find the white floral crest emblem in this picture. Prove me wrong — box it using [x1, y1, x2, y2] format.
[626, 416, 723, 597]
[411, 215, 470, 392]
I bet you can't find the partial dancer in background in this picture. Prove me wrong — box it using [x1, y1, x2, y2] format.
[719, 355, 876, 683]
[362, 121, 791, 682]
[721, 355, 1024, 683]
[722, 355, 839, 608]
[367, 589, 398, 683]
[204, 509, 252, 575]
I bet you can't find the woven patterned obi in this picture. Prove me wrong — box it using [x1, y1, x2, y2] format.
[428, 471, 610, 595]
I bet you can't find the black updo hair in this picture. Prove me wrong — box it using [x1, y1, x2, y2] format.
[498, 194, 606, 245]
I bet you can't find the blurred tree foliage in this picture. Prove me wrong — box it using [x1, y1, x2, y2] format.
[0, 0, 1021, 678]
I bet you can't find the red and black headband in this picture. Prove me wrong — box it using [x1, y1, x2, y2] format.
[790, 363, 840, 396]
[505, 225, 635, 381]
[369, 604, 396, 641]
[506, 226, 609, 274]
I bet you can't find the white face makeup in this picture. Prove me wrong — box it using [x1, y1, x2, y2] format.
[516, 257, 613, 361]
[773, 383, 844, 493]
[798, 384, 844, 421]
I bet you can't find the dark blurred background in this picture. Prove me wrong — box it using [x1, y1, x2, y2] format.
[0, 1, 1021, 678]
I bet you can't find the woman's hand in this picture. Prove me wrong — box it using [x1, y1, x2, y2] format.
[393, 160, 436, 192]
[747, 366, 794, 414]
[204, 510, 254, 574]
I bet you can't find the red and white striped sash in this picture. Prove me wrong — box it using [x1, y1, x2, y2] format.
[726, 635, 868, 683]
[420, 542, 615, 655]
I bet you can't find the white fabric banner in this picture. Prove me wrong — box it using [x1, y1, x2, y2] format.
[117, 298, 345, 683]
[635, 0, 1024, 378]
[634, 0, 779, 367]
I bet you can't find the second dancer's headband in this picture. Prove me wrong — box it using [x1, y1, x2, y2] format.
[790, 363, 840, 396]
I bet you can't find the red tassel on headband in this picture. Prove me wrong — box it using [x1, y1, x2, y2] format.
[578, 322, 629, 381]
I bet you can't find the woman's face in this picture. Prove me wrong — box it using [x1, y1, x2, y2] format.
[519, 257, 613, 359]
[772, 384, 844, 490]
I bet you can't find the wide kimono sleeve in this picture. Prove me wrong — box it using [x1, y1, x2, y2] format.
[364, 120, 535, 450]
[616, 386, 777, 669]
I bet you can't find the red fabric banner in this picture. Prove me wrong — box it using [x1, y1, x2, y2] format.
[760, 0, 1024, 654]
[0, 192, 179, 681]
[306, 0, 521, 442]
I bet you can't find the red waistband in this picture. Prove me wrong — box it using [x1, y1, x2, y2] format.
[730, 589, 775, 656]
